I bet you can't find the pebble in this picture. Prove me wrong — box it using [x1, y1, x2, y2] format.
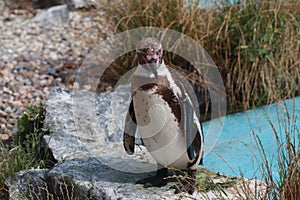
[1, 133, 9, 141]
[0, 110, 8, 117]
[0, 6, 107, 141]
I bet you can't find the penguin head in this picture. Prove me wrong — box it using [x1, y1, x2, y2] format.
[136, 37, 163, 77]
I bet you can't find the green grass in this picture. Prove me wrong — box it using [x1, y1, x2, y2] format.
[0, 105, 56, 196]
[195, 168, 239, 195]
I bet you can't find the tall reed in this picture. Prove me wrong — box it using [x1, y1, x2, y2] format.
[246, 102, 299, 199]
[100, 0, 300, 114]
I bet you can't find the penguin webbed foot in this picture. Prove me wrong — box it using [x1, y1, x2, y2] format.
[136, 175, 168, 188]
[136, 167, 168, 188]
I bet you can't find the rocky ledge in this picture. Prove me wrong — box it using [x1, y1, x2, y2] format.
[5, 88, 266, 199]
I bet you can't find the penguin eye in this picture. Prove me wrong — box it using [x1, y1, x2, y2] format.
[137, 48, 161, 58]
[147, 48, 155, 55]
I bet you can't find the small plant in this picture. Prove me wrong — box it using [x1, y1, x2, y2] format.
[13, 105, 55, 169]
[168, 168, 240, 198]
[195, 168, 239, 193]
[0, 105, 56, 197]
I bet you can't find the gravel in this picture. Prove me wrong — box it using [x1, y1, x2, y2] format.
[0, 6, 107, 144]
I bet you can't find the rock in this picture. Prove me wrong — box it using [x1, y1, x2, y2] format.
[0, 109, 8, 117]
[5, 87, 266, 199]
[5, 162, 173, 200]
[71, 0, 97, 9]
[45, 158, 172, 200]
[5, 169, 49, 200]
[0, 1, 4, 10]
[0, 133, 9, 140]
[44, 87, 151, 168]
[33, 5, 69, 24]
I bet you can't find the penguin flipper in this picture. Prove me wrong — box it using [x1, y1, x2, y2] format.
[123, 100, 137, 155]
[197, 120, 204, 165]
[185, 97, 195, 160]
[182, 91, 204, 165]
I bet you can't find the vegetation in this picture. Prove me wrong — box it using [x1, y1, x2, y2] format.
[0, 105, 56, 196]
[167, 167, 241, 198]
[12, 105, 55, 168]
[248, 103, 300, 200]
[101, 0, 300, 114]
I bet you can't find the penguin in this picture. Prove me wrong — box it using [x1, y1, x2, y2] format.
[123, 37, 204, 194]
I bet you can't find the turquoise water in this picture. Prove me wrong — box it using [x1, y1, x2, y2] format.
[203, 97, 300, 180]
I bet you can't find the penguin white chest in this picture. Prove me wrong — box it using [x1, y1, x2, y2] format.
[132, 85, 190, 168]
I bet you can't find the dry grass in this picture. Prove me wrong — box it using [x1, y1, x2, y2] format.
[211, 0, 300, 112]
[99, 0, 300, 115]
[245, 102, 300, 200]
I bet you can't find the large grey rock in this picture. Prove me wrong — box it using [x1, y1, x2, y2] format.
[44, 87, 156, 173]
[6, 87, 266, 199]
[5, 164, 175, 200]
[33, 5, 69, 24]
[45, 158, 174, 199]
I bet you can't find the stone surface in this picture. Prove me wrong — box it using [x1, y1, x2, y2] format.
[44, 87, 156, 173]
[33, 4, 69, 23]
[71, 0, 97, 9]
[5, 169, 48, 200]
[5, 87, 267, 199]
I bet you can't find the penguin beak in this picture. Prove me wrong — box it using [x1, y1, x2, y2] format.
[145, 53, 160, 78]
[137, 48, 161, 78]
[146, 54, 159, 62]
